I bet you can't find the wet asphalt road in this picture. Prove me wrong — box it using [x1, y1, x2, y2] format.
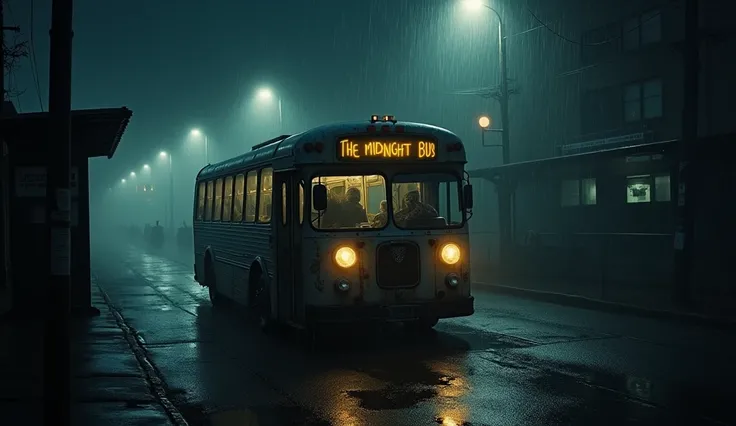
[92, 244, 736, 426]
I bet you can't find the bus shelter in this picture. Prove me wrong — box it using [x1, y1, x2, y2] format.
[0, 107, 132, 317]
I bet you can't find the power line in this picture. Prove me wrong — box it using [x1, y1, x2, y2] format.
[527, 0, 681, 47]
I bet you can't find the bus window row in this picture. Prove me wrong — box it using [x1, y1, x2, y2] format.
[196, 168, 279, 223]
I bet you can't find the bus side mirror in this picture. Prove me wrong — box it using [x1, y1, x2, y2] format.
[313, 184, 328, 211]
[463, 184, 474, 209]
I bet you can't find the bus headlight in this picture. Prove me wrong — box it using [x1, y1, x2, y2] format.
[334, 246, 357, 268]
[440, 243, 461, 265]
[335, 279, 351, 292]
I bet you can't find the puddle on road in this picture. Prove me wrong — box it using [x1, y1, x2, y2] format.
[346, 357, 459, 410]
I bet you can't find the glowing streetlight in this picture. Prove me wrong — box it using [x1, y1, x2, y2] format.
[478, 115, 491, 129]
[255, 86, 283, 131]
[462, 0, 485, 11]
[142, 164, 150, 171]
[121, 178, 126, 184]
[189, 128, 210, 164]
[256, 87, 273, 101]
[159, 151, 167, 158]
[130, 171, 136, 177]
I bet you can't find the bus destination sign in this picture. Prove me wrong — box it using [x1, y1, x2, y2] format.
[337, 138, 437, 161]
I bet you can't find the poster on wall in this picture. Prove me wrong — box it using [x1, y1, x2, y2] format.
[14, 167, 79, 198]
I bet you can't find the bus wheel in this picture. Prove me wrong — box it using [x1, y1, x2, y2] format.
[206, 258, 220, 307]
[404, 317, 438, 333]
[253, 276, 272, 332]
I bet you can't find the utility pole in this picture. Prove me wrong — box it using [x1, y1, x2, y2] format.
[168, 154, 174, 232]
[1, 0, 4, 110]
[497, 17, 513, 275]
[673, 0, 700, 309]
[44, 0, 74, 424]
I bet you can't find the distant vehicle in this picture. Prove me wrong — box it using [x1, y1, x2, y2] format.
[192, 115, 475, 332]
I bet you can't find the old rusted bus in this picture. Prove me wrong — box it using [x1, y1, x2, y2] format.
[193, 115, 475, 331]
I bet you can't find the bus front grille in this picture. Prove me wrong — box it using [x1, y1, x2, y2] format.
[376, 242, 420, 288]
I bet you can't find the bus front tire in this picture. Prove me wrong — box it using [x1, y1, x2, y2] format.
[253, 275, 273, 332]
[205, 258, 220, 307]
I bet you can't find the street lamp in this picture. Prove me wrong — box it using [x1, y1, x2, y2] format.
[190, 128, 210, 164]
[477, 115, 503, 147]
[460, 0, 513, 278]
[120, 178, 126, 184]
[255, 87, 283, 132]
[130, 171, 136, 178]
[460, 0, 510, 164]
[159, 151, 174, 232]
[142, 164, 150, 171]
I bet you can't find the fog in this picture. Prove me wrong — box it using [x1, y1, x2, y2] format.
[76, 0, 591, 268]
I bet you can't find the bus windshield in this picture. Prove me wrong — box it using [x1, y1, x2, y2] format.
[311, 175, 388, 230]
[392, 173, 463, 229]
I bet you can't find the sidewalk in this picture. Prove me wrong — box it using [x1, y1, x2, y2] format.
[475, 281, 736, 330]
[0, 280, 181, 425]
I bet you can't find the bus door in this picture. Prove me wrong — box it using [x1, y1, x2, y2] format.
[273, 171, 302, 323]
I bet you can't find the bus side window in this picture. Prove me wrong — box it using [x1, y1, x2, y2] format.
[258, 168, 273, 223]
[245, 171, 258, 222]
[204, 181, 214, 221]
[233, 174, 245, 222]
[281, 182, 287, 226]
[298, 181, 305, 225]
[222, 176, 234, 222]
[196, 182, 206, 220]
[214, 178, 224, 221]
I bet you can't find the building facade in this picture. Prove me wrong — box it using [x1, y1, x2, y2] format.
[468, 0, 736, 308]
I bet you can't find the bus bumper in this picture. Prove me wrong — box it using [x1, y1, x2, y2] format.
[305, 296, 474, 324]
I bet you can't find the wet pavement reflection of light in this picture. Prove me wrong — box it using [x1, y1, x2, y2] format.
[90, 243, 736, 426]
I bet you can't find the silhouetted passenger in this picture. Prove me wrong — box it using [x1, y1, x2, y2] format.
[394, 190, 438, 227]
[371, 200, 388, 228]
[338, 187, 368, 227]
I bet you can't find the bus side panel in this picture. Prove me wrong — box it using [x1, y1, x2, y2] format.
[194, 221, 275, 306]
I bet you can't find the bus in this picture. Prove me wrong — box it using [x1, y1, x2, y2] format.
[192, 115, 475, 331]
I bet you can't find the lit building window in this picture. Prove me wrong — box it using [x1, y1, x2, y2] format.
[627, 175, 651, 203]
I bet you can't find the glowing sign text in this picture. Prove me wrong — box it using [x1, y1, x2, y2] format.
[337, 139, 437, 161]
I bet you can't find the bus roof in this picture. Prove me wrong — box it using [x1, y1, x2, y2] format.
[197, 120, 466, 180]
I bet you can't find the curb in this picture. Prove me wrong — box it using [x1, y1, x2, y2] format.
[475, 282, 736, 331]
[96, 282, 190, 426]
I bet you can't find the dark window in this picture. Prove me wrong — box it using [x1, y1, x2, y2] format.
[561, 178, 597, 207]
[623, 9, 662, 51]
[624, 79, 663, 123]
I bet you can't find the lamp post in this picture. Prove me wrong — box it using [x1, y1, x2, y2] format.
[256, 87, 283, 132]
[159, 151, 174, 232]
[190, 128, 209, 164]
[462, 0, 513, 276]
[462, 0, 510, 164]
